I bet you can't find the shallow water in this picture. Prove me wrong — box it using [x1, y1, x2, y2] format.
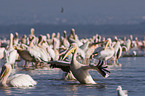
[0, 57, 145, 96]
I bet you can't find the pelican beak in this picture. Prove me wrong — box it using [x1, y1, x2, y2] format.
[104, 40, 110, 50]
[62, 45, 77, 60]
[0, 66, 8, 79]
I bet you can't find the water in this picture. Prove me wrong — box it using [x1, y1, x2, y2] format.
[0, 57, 145, 96]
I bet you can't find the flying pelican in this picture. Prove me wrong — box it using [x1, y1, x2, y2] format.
[0, 63, 37, 87]
[61, 7, 64, 13]
[43, 43, 110, 84]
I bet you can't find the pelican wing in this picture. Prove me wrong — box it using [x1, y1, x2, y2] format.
[42, 60, 71, 72]
[28, 47, 41, 59]
[16, 49, 37, 62]
[100, 49, 114, 58]
[96, 60, 110, 78]
[49, 61, 70, 72]
[9, 74, 37, 87]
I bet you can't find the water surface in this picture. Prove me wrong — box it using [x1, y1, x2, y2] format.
[0, 57, 145, 96]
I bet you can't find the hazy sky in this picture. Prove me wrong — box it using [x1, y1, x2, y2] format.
[1, 0, 145, 24]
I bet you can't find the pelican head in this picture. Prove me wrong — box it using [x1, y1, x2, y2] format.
[52, 33, 56, 39]
[56, 32, 60, 39]
[116, 85, 122, 91]
[105, 38, 112, 50]
[47, 34, 50, 39]
[71, 28, 76, 39]
[30, 28, 35, 35]
[63, 30, 67, 38]
[62, 43, 77, 60]
[15, 32, 18, 36]
[22, 34, 27, 38]
[10, 33, 14, 39]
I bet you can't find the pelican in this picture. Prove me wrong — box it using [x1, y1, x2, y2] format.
[68, 28, 83, 47]
[61, 30, 70, 48]
[116, 86, 128, 96]
[0, 63, 37, 87]
[20, 34, 27, 44]
[109, 40, 122, 65]
[14, 36, 41, 68]
[52, 36, 60, 60]
[29, 28, 38, 45]
[13, 32, 19, 46]
[37, 35, 51, 62]
[4, 33, 20, 68]
[94, 38, 115, 65]
[84, 41, 104, 64]
[44, 43, 110, 84]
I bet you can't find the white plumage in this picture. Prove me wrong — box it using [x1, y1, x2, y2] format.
[4, 33, 19, 68]
[95, 38, 114, 64]
[0, 63, 37, 87]
[116, 86, 128, 96]
[9, 74, 37, 87]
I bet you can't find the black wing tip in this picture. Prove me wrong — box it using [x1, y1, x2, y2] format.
[97, 60, 110, 78]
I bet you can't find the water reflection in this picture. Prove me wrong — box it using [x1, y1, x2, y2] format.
[0, 87, 12, 95]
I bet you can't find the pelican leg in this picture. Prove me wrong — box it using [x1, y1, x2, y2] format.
[27, 62, 30, 68]
[116, 59, 119, 64]
[23, 61, 27, 68]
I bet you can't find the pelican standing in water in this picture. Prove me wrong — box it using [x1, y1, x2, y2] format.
[93, 38, 115, 65]
[44, 43, 110, 84]
[0, 63, 37, 87]
[109, 40, 122, 66]
[4, 33, 20, 68]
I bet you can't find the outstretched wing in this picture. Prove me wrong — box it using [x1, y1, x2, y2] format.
[42, 60, 71, 72]
[96, 60, 110, 78]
